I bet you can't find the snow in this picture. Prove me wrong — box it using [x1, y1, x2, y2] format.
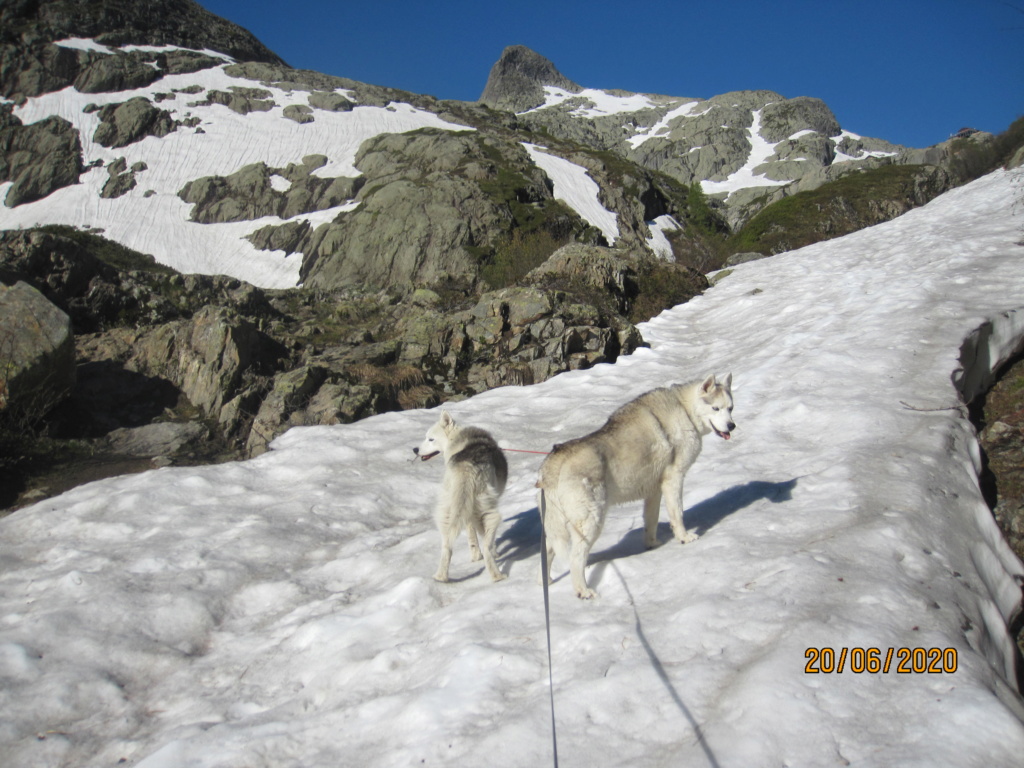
[626, 99, 705, 149]
[832, 130, 901, 164]
[2, 167, 1024, 766]
[525, 86, 658, 117]
[0, 44, 471, 289]
[701, 107, 792, 198]
[523, 143, 620, 244]
[645, 214, 681, 259]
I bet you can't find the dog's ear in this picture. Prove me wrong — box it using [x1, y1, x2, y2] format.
[700, 375, 716, 394]
[439, 410, 456, 431]
[722, 373, 733, 392]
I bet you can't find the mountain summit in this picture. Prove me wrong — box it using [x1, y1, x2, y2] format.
[479, 44, 581, 112]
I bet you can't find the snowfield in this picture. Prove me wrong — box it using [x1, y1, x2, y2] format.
[0, 44, 471, 289]
[2, 168, 1024, 767]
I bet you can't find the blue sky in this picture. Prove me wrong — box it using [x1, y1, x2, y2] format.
[198, 0, 1022, 149]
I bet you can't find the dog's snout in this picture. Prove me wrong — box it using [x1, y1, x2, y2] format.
[727, 422, 736, 432]
[412, 447, 420, 455]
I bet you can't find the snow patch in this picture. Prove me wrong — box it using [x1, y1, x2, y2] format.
[523, 143, 619, 244]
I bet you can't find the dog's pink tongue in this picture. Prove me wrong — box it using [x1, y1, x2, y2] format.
[721, 432, 731, 440]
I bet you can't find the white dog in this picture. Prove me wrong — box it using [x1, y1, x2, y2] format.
[536, 374, 735, 598]
[415, 411, 508, 583]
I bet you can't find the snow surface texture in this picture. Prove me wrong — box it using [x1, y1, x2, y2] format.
[0, 42, 471, 289]
[523, 142, 620, 246]
[2, 170, 1024, 766]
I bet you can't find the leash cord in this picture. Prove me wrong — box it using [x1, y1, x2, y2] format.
[502, 448, 552, 455]
[539, 489, 559, 767]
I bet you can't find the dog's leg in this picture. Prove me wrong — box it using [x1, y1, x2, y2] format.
[476, 495, 507, 582]
[434, 504, 459, 582]
[662, 470, 698, 544]
[567, 478, 605, 599]
[537, 492, 561, 587]
[642, 489, 662, 549]
[466, 524, 483, 562]
[568, 524, 597, 599]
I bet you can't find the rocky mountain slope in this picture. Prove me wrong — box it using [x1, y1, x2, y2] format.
[0, 0, 1015, 508]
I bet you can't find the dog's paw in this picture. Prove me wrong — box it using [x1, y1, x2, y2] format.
[576, 588, 597, 600]
[469, 550, 483, 562]
[678, 531, 699, 545]
[433, 572, 450, 583]
[491, 572, 508, 583]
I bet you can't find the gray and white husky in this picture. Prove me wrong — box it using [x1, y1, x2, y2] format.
[536, 374, 735, 598]
[415, 411, 508, 583]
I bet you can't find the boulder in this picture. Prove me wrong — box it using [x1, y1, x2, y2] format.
[179, 161, 363, 223]
[0, 108, 82, 207]
[307, 91, 353, 112]
[92, 97, 176, 148]
[0, 281, 75, 418]
[194, 88, 275, 115]
[105, 420, 209, 458]
[73, 52, 162, 94]
[245, 365, 328, 455]
[128, 305, 279, 419]
[283, 104, 314, 124]
[100, 156, 138, 198]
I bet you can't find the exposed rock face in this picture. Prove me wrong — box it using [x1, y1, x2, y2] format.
[498, 62, 906, 225]
[479, 45, 582, 113]
[92, 97, 176, 148]
[74, 51, 163, 93]
[0, 105, 82, 207]
[0, 281, 75, 416]
[129, 305, 278, 420]
[298, 130, 558, 292]
[0, 0, 284, 100]
[179, 157, 363, 224]
[100, 157, 147, 198]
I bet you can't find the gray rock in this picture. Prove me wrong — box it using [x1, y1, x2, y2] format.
[106, 420, 209, 458]
[100, 156, 138, 198]
[73, 52, 162, 94]
[0, 281, 75, 417]
[179, 161, 363, 224]
[726, 251, 769, 266]
[194, 88, 275, 115]
[245, 365, 328, 455]
[283, 104, 314, 124]
[92, 97, 176, 148]
[0, 108, 82, 207]
[308, 91, 353, 112]
[0, 42, 84, 100]
[479, 45, 582, 113]
[128, 305, 278, 421]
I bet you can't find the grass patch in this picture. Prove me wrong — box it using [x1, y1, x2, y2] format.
[480, 229, 568, 289]
[728, 164, 934, 255]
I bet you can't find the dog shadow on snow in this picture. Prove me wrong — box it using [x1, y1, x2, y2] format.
[495, 478, 796, 768]
[497, 477, 799, 573]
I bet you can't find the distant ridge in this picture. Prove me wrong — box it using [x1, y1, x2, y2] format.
[479, 44, 581, 112]
[0, 0, 284, 66]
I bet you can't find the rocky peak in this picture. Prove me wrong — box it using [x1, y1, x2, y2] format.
[479, 44, 581, 113]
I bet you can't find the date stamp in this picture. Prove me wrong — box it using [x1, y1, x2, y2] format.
[804, 647, 958, 674]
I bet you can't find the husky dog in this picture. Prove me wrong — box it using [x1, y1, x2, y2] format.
[537, 374, 735, 598]
[415, 411, 508, 583]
